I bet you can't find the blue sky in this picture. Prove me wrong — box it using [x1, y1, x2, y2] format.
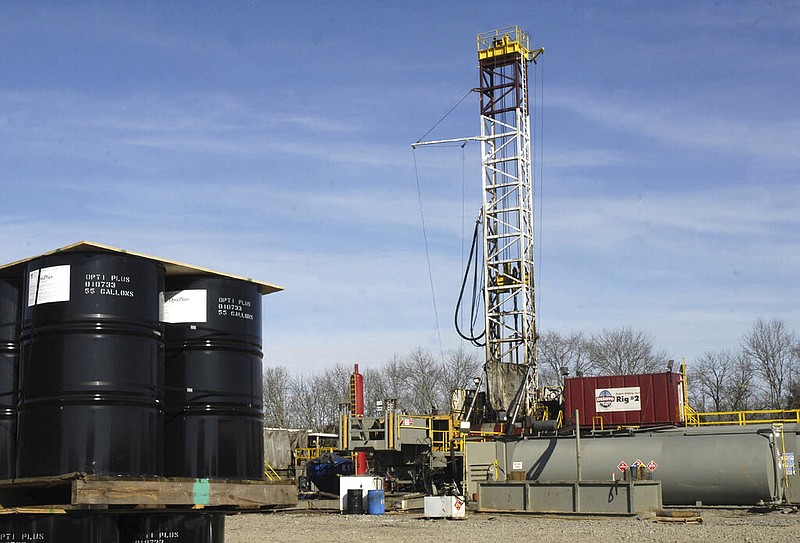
[1, 2, 798, 374]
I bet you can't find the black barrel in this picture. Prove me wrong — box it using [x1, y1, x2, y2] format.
[163, 276, 264, 479]
[118, 513, 224, 543]
[17, 252, 164, 477]
[346, 488, 364, 514]
[0, 280, 20, 479]
[0, 514, 119, 542]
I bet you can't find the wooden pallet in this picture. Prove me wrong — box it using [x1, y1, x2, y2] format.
[0, 473, 297, 511]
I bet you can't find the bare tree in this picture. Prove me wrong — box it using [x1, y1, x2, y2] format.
[402, 347, 444, 413]
[263, 365, 292, 427]
[792, 341, 800, 408]
[362, 366, 385, 416]
[537, 330, 593, 385]
[741, 318, 798, 409]
[588, 326, 667, 375]
[315, 363, 351, 430]
[725, 351, 758, 411]
[787, 381, 800, 409]
[288, 373, 324, 430]
[438, 345, 482, 403]
[688, 351, 730, 412]
[688, 350, 755, 412]
[367, 354, 412, 411]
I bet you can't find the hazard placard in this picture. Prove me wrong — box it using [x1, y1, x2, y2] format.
[617, 461, 628, 472]
[631, 458, 643, 469]
[647, 460, 658, 471]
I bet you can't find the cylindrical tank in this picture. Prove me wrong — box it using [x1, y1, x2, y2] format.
[367, 488, 385, 515]
[306, 453, 355, 494]
[509, 426, 781, 505]
[162, 276, 264, 479]
[350, 364, 367, 475]
[17, 253, 164, 477]
[0, 514, 119, 542]
[0, 280, 20, 479]
[118, 513, 224, 543]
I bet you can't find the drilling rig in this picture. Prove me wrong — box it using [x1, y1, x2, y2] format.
[337, 27, 800, 507]
[415, 26, 544, 430]
[338, 27, 545, 494]
[474, 27, 542, 428]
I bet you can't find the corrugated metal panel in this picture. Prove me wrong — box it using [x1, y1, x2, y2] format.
[564, 372, 683, 428]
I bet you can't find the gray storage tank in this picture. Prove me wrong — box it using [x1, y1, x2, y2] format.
[508, 425, 786, 505]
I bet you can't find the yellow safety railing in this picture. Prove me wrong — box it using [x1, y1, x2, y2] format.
[431, 415, 453, 452]
[684, 408, 800, 427]
[683, 404, 700, 426]
[534, 401, 564, 430]
[263, 462, 281, 481]
[293, 447, 336, 467]
[477, 26, 543, 62]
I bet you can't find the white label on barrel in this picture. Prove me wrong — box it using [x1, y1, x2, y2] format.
[161, 289, 208, 323]
[28, 265, 71, 306]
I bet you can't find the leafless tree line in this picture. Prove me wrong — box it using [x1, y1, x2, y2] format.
[537, 325, 670, 385]
[263, 319, 799, 432]
[688, 318, 800, 411]
[262, 346, 482, 432]
[537, 319, 800, 412]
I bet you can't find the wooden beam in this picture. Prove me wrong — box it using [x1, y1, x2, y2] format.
[71, 479, 297, 508]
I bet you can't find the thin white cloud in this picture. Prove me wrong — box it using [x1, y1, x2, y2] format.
[0, 91, 406, 169]
[544, 183, 799, 248]
[549, 89, 800, 165]
[544, 147, 631, 169]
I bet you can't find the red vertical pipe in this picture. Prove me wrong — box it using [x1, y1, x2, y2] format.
[350, 363, 367, 475]
[351, 364, 365, 417]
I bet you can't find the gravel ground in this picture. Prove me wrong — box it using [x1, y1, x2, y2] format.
[226, 507, 800, 543]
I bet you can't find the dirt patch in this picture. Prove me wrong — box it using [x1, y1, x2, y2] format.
[225, 507, 800, 543]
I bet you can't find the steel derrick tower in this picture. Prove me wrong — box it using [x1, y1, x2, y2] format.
[477, 27, 543, 423]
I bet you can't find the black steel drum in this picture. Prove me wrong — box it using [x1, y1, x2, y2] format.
[163, 276, 263, 479]
[346, 488, 364, 514]
[0, 514, 119, 543]
[17, 252, 164, 477]
[0, 280, 20, 479]
[118, 513, 224, 543]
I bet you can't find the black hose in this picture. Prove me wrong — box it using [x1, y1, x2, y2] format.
[454, 216, 485, 346]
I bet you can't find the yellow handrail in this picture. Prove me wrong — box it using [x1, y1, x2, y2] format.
[684, 408, 800, 427]
[293, 447, 336, 467]
[683, 404, 700, 426]
[263, 462, 282, 481]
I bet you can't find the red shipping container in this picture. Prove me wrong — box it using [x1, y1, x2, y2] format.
[564, 372, 684, 428]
